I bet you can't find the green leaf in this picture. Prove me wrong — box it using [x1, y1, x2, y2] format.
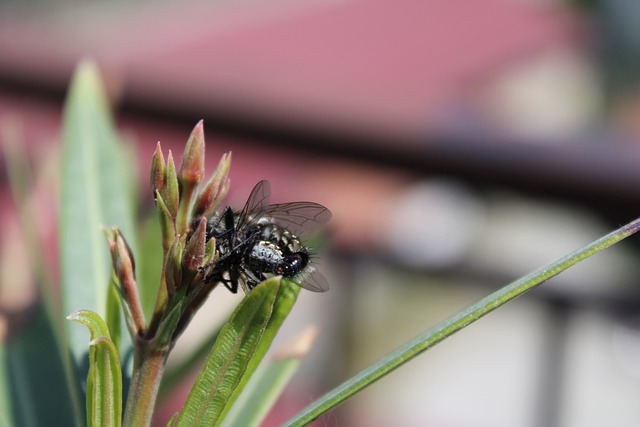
[176, 278, 300, 427]
[68, 310, 123, 427]
[219, 357, 303, 427]
[166, 413, 178, 427]
[106, 281, 122, 352]
[89, 338, 123, 427]
[6, 309, 77, 427]
[282, 218, 640, 426]
[68, 309, 111, 341]
[59, 60, 136, 372]
[2, 119, 85, 425]
[0, 334, 14, 427]
[156, 300, 184, 349]
[159, 324, 221, 399]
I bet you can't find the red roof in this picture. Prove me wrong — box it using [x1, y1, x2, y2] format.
[0, 0, 578, 138]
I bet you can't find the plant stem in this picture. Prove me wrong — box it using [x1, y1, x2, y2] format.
[123, 337, 170, 427]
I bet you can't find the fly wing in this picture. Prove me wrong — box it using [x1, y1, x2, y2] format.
[236, 180, 271, 231]
[261, 202, 332, 235]
[297, 268, 330, 292]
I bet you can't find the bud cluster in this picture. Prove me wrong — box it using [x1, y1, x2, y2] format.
[108, 121, 231, 344]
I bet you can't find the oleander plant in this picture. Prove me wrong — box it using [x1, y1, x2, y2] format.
[2, 61, 639, 427]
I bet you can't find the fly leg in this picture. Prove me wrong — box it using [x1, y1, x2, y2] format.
[199, 207, 238, 274]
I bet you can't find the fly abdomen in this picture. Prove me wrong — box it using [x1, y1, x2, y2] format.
[247, 240, 310, 278]
[277, 252, 309, 277]
[246, 241, 284, 273]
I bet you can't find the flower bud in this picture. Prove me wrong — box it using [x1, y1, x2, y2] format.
[162, 150, 179, 218]
[164, 236, 184, 296]
[175, 122, 206, 236]
[150, 142, 166, 197]
[111, 229, 136, 284]
[155, 191, 176, 252]
[109, 228, 145, 333]
[183, 217, 206, 274]
[179, 120, 205, 187]
[192, 152, 232, 219]
[203, 234, 217, 268]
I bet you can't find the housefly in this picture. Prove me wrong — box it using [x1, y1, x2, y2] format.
[201, 180, 331, 294]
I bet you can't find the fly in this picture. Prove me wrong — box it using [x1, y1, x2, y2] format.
[201, 180, 331, 294]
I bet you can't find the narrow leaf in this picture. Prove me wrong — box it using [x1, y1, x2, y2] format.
[176, 278, 300, 427]
[220, 359, 299, 427]
[68, 309, 111, 340]
[159, 324, 221, 399]
[106, 282, 122, 351]
[90, 338, 123, 427]
[220, 328, 316, 427]
[220, 279, 300, 422]
[0, 333, 14, 427]
[166, 413, 179, 427]
[2, 120, 84, 424]
[60, 60, 136, 373]
[6, 310, 77, 427]
[282, 218, 640, 426]
[68, 310, 123, 427]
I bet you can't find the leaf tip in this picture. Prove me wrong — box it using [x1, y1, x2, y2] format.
[66, 311, 80, 321]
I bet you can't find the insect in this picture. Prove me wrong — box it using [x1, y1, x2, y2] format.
[201, 180, 331, 294]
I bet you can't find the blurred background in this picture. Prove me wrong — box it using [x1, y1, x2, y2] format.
[2, 0, 640, 425]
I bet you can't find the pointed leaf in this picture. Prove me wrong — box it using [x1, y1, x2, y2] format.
[106, 282, 122, 352]
[220, 355, 305, 427]
[89, 338, 123, 427]
[2, 122, 84, 424]
[166, 413, 179, 427]
[59, 60, 136, 373]
[0, 332, 14, 427]
[67, 309, 111, 340]
[159, 324, 221, 399]
[220, 327, 316, 427]
[6, 310, 77, 427]
[68, 310, 123, 427]
[176, 278, 300, 427]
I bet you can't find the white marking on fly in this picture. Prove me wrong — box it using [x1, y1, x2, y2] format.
[250, 241, 283, 263]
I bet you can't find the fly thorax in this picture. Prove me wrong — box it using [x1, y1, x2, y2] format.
[258, 223, 279, 240]
[261, 224, 303, 252]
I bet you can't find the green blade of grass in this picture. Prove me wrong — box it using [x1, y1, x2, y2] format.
[283, 218, 640, 426]
[60, 60, 137, 373]
[176, 278, 300, 427]
[68, 310, 123, 427]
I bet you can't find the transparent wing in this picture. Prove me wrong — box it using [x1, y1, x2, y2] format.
[261, 202, 332, 235]
[297, 267, 329, 293]
[236, 180, 271, 231]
